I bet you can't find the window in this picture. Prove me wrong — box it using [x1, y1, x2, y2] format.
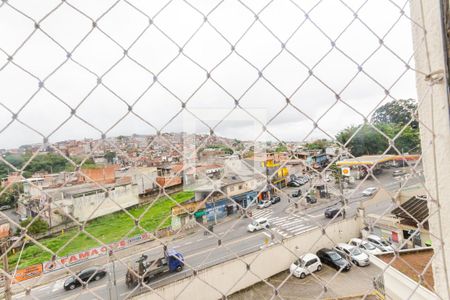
[305, 258, 317, 267]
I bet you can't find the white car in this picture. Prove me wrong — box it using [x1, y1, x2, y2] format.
[247, 218, 270, 232]
[349, 238, 383, 255]
[257, 200, 271, 209]
[289, 253, 322, 279]
[362, 187, 378, 196]
[334, 243, 370, 267]
[367, 235, 395, 252]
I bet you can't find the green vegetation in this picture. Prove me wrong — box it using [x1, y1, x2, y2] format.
[104, 151, 116, 163]
[336, 99, 420, 157]
[0, 183, 22, 206]
[0, 153, 97, 178]
[305, 139, 330, 151]
[275, 143, 288, 152]
[19, 217, 49, 235]
[201, 145, 234, 155]
[9, 191, 193, 268]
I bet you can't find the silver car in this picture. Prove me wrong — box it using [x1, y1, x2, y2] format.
[334, 243, 370, 267]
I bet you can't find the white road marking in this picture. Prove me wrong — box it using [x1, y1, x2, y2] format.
[306, 213, 323, 218]
[290, 225, 316, 233]
[52, 279, 64, 292]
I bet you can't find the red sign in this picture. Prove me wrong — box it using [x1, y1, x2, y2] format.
[14, 264, 43, 282]
[391, 231, 399, 243]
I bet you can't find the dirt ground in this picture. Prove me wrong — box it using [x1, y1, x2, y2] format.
[378, 248, 434, 292]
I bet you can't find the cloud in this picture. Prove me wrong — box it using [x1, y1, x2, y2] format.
[0, 0, 417, 148]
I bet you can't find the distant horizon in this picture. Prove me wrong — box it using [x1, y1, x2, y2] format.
[1, 130, 336, 152]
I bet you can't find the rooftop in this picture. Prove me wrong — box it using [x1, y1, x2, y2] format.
[378, 248, 434, 292]
[391, 196, 429, 229]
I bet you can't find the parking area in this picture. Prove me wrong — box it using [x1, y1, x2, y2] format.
[230, 263, 381, 300]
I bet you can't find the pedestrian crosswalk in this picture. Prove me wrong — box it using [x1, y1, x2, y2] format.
[251, 208, 274, 220]
[394, 171, 424, 181]
[268, 215, 318, 238]
[250, 208, 319, 238]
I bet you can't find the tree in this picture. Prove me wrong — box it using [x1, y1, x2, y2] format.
[104, 151, 116, 164]
[337, 125, 388, 157]
[275, 143, 288, 152]
[377, 123, 421, 153]
[336, 123, 420, 157]
[371, 99, 417, 126]
[337, 99, 421, 156]
[0, 183, 22, 206]
[0, 153, 97, 178]
[305, 139, 329, 151]
[19, 217, 49, 235]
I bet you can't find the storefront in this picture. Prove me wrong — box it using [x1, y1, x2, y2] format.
[171, 201, 206, 230]
[205, 190, 258, 222]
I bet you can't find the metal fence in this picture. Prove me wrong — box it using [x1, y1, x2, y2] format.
[0, 0, 449, 299]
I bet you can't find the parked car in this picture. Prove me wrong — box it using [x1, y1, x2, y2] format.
[289, 253, 322, 279]
[362, 187, 378, 197]
[257, 200, 271, 209]
[324, 206, 342, 218]
[298, 177, 308, 185]
[19, 216, 28, 223]
[366, 235, 395, 252]
[0, 205, 11, 211]
[287, 181, 301, 187]
[270, 196, 281, 204]
[392, 170, 406, 177]
[247, 218, 270, 232]
[64, 266, 107, 290]
[305, 195, 317, 204]
[292, 189, 302, 198]
[333, 243, 370, 267]
[290, 174, 298, 181]
[348, 238, 383, 255]
[316, 248, 351, 272]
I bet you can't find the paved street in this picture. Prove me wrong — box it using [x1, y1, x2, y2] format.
[11, 167, 423, 300]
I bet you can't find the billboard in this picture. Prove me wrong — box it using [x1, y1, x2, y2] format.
[42, 231, 153, 273]
[14, 264, 43, 283]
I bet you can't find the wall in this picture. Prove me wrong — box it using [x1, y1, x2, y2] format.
[134, 218, 360, 300]
[370, 254, 438, 300]
[72, 184, 139, 221]
[81, 165, 117, 184]
[225, 179, 256, 197]
[410, 0, 450, 298]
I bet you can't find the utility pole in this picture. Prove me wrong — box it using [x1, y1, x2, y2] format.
[337, 157, 346, 219]
[107, 250, 118, 300]
[1, 240, 11, 300]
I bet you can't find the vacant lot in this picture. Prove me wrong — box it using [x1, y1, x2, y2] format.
[8, 191, 193, 268]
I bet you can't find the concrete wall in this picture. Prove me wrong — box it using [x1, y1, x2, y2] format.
[72, 184, 139, 221]
[411, 0, 450, 297]
[370, 255, 438, 300]
[134, 218, 360, 300]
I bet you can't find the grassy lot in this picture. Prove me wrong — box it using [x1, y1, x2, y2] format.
[9, 191, 193, 268]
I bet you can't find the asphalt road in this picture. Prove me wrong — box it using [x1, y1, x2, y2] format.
[12, 167, 423, 300]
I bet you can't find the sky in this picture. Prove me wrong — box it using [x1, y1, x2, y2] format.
[0, 0, 421, 149]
